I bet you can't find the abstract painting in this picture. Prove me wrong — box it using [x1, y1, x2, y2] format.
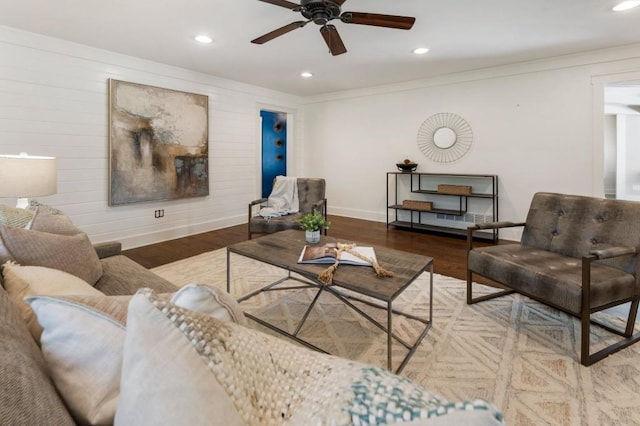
[108, 79, 209, 205]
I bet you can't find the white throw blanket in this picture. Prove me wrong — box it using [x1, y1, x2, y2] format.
[259, 176, 299, 218]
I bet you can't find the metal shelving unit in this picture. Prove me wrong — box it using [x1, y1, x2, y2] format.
[386, 172, 499, 241]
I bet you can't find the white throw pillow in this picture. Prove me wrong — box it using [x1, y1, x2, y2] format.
[115, 291, 244, 426]
[26, 294, 128, 425]
[171, 282, 247, 326]
[1, 261, 103, 340]
[26, 284, 246, 426]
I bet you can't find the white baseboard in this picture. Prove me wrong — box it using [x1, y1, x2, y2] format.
[114, 215, 246, 250]
[112, 208, 520, 251]
[328, 207, 386, 223]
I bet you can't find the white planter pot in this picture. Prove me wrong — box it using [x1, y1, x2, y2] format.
[305, 230, 320, 244]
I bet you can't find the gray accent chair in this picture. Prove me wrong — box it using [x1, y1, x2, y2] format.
[248, 178, 327, 240]
[467, 192, 640, 366]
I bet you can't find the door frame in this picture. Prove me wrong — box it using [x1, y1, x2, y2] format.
[592, 70, 640, 197]
[255, 103, 298, 198]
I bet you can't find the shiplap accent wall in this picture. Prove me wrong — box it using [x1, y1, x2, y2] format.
[0, 25, 302, 249]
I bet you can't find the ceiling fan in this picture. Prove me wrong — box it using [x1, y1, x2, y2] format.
[251, 0, 416, 56]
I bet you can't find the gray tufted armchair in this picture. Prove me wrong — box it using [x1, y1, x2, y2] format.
[248, 178, 327, 240]
[467, 192, 640, 365]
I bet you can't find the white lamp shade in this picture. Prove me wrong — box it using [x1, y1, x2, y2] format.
[0, 153, 57, 197]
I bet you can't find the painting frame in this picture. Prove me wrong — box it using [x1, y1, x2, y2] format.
[108, 79, 209, 206]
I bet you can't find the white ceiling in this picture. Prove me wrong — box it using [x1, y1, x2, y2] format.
[2, 0, 640, 97]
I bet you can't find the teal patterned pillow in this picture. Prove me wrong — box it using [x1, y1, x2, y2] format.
[347, 368, 503, 424]
[0, 204, 35, 228]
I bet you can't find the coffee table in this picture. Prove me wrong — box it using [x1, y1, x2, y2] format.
[226, 229, 433, 373]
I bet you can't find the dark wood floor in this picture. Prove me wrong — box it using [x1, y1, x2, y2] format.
[124, 216, 503, 281]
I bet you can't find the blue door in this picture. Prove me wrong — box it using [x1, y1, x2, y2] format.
[260, 110, 287, 197]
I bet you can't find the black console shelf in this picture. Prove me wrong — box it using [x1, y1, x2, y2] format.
[386, 172, 499, 242]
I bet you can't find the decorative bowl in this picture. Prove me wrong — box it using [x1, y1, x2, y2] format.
[396, 162, 418, 173]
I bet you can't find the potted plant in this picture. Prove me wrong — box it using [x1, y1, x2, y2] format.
[297, 211, 329, 244]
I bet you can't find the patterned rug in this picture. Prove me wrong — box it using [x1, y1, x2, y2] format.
[152, 249, 640, 425]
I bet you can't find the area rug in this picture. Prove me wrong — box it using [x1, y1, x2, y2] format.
[152, 249, 640, 425]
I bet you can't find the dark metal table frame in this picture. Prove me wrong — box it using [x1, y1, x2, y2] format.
[226, 231, 433, 374]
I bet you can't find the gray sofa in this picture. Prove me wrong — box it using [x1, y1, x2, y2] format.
[1, 241, 508, 426]
[0, 205, 505, 425]
[467, 192, 640, 365]
[0, 242, 177, 425]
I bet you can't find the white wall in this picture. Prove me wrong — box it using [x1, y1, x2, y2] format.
[0, 25, 303, 249]
[303, 46, 640, 241]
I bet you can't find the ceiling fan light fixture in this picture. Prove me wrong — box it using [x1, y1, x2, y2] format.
[301, 71, 313, 78]
[194, 35, 213, 43]
[252, 0, 416, 55]
[613, 1, 640, 11]
[413, 47, 430, 55]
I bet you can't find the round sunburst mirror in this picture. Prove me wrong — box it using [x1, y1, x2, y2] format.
[417, 113, 473, 163]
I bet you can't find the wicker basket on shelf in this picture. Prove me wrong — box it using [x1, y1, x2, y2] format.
[402, 200, 433, 211]
[437, 184, 472, 195]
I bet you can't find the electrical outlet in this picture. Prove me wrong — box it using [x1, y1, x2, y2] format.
[154, 209, 165, 218]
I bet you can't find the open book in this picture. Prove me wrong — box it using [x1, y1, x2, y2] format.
[297, 243, 376, 266]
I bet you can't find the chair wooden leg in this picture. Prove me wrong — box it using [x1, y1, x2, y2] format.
[247, 204, 252, 240]
[625, 299, 639, 336]
[581, 329, 640, 366]
[466, 236, 513, 305]
[581, 304, 591, 366]
[466, 270, 515, 305]
[581, 298, 640, 366]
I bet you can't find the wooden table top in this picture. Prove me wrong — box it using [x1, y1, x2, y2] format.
[227, 230, 433, 301]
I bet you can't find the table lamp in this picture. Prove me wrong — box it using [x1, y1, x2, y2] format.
[0, 152, 57, 208]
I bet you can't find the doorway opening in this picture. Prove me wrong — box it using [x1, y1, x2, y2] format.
[260, 110, 287, 197]
[604, 81, 640, 200]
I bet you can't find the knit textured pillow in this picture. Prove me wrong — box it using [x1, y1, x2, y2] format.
[116, 289, 505, 426]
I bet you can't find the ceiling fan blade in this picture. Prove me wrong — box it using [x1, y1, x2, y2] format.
[341, 12, 415, 30]
[251, 21, 307, 44]
[257, 0, 299, 9]
[332, 0, 347, 5]
[320, 25, 347, 56]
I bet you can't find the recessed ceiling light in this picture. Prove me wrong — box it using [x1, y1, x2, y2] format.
[301, 72, 313, 78]
[412, 47, 430, 55]
[195, 35, 212, 43]
[613, 1, 640, 11]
